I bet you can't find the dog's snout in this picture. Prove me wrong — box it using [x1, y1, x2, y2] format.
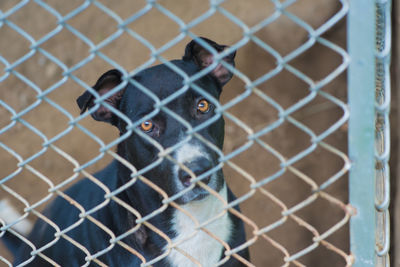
[178, 158, 212, 187]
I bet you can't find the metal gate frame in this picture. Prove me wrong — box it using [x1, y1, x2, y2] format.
[348, 0, 391, 266]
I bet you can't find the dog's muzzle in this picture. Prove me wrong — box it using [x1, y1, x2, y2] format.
[178, 157, 212, 188]
[172, 142, 221, 203]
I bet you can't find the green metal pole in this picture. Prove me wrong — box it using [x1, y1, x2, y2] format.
[347, 0, 376, 266]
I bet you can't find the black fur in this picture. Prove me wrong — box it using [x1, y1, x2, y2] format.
[3, 38, 249, 267]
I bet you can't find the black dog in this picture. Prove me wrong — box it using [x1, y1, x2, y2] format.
[2, 37, 249, 266]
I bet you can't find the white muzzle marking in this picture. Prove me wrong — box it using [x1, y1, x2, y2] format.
[173, 142, 215, 191]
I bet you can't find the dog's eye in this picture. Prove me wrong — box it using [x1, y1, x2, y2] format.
[140, 121, 154, 132]
[197, 99, 210, 113]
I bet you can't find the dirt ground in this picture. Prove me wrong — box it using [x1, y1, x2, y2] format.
[0, 1, 350, 266]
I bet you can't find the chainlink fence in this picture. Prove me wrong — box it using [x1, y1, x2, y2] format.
[0, 0, 391, 266]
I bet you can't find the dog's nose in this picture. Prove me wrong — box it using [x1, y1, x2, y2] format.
[178, 158, 212, 187]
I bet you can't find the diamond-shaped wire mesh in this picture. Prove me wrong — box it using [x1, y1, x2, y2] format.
[0, 0, 390, 266]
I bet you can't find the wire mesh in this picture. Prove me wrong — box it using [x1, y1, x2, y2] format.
[0, 0, 389, 266]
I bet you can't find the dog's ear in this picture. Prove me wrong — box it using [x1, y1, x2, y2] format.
[76, 69, 125, 126]
[183, 37, 236, 86]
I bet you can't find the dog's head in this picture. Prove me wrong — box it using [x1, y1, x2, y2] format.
[77, 37, 236, 204]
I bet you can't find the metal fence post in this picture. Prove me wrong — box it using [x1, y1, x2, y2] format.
[348, 0, 377, 266]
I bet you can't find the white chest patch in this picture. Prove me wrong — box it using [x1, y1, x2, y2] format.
[166, 185, 232, 267]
